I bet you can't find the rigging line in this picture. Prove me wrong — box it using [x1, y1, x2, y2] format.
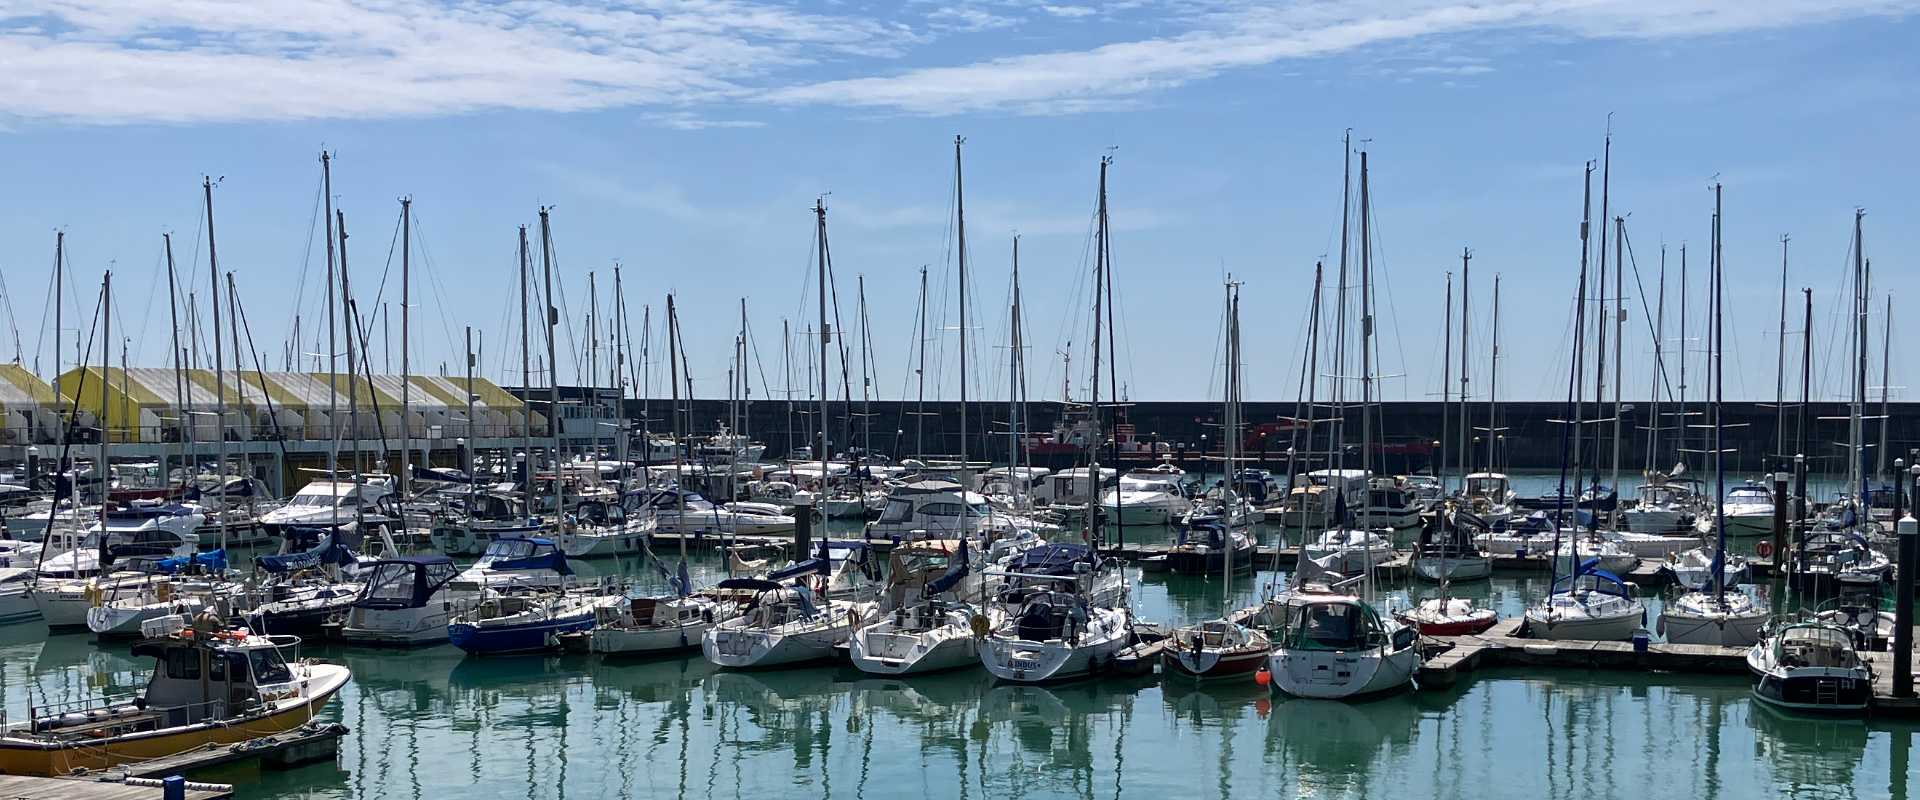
[1619, 225, 1676, 403]
[227, 276, 294, 465]
[128, 248, 165, 366]
[408, 211, 464, 373]
[288, 175, 322, 344]
[0, 258, 20, 362]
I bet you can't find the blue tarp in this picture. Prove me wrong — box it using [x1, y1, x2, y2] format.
[256, 533, 358, 574]
[153, 548, 228, 575]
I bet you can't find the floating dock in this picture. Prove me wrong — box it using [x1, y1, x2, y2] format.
[0, 775, 232, 800]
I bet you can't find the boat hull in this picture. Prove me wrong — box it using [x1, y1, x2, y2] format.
[342, 604, 452, 646]
[591, 622, 711, 656]
[1160, 646, 1268, 680]
[979, 631, 1128, 683]
[449, 612, 594, 655]
[1752, 670, 1872, 713]
[1523, 609, 1642, 641]
[849, 628, 978, 676]
[1658, 609, 1767, 647]
[1267, 644, 1418, 700]
[1410, 556, 1492, 583]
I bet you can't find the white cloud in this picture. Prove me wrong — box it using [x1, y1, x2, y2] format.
[0, 0, 1911, 123]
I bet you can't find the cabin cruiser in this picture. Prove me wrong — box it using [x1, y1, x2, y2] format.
[341, 555, 464, 646]
[696, 427, 766, 464]
[1747, 621, 1873, 713]
[1360, 480, 1422, 529]
[1701, 481, 1775, 537]
[258, 477, 394, 541]
[1523, 559, 1646, 641]
[449, 537, 576, 593]
[34, 504, 204, 580]
[0, 614, 350, 777]
[426, 492, 547, 557]
[1460, 472, 1517, 525]
[1397, 474, 1445, 511]
[865, 480, 1057, 542]
[1300, 523, 1397, 578]
[448, 588, 617, 655]
[1177, 479, 1259, 530]
[980, 466, 1052, 509]
[703, 563, 880, 669]
[1265, 469, 1369, 530]
[1264, 586, 1420, 699]
[849, 540, 985, 676]
[1620, 477, 1702, 534]
[646, 489, 797, 536]
[1031, 467, 1116, 511]
[180, 474, 279, 546]
[556, 497, 654, 559]
[1095, 466, 1190, 527]
[1786, 531, 1892, 592]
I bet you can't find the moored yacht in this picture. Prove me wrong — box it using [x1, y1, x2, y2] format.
[1097, 467, 1190, 527]
[1264, 586, 1420, 699]
[850, 540, 986, 676]
[1523, 559, 1646, 641]
[340, 555, 463, 646]
[1747, 621, 1873, 713]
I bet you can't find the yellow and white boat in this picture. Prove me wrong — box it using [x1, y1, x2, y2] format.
[0, 615, 350, 776]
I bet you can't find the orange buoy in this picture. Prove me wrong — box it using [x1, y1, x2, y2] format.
[1253, 666, 1272, 687]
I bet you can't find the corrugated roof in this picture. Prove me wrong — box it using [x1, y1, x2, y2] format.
[0, 363, 57, 407]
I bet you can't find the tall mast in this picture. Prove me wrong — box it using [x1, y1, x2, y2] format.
[1222, 278, 1240, 602]
[1797, 287, 1813, 524]
[1009, 235, 1025, 504]
[588, 271, 600, 470]
[540, 207, 563, 523]
[1087, 157, 1109, 545]
[1610, 217, 1624, 504]
[1775, 235, 1789, 460]
[163, 234, 189, 489]
[915, 266, 928, 459]
[856, 281, 871, 460]
[1711, 182, 1727, 601]
[1486, 275, 1501, 472]
[205, 177, 231, 550]
[1440, 273, 1452, 490]
[1358, 149, 1374, 539]
[1333, 130, 1352, 471]
[814, 199, 831, 513]
[321, 153, 339, 487]
[518, 226, 533, 500]
[954, 135, 970, 463]
[51, 232, 63, 392]
[1851, 209, 1867, 506]
[1553, 162, 1596, 590]
[1459, 247, 1471, 481]
[337, 209, 364, 532]
[668, 294, 685, 561]
[1595, 125, 1612, 494]
[1646, 248, 1665, 474]
[399, 197, 412, 498]
[98, 269, 110, 508]
[1677, 244, 1688, 471]
[1877, 294, 1892, 482]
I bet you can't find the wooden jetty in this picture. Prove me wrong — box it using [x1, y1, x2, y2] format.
[103, 722, 349, 779]
[0, 775, 232, 800]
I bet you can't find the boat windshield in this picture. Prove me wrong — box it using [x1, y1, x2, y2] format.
[1465, 477, 1506, 498]
[1286, 602, 1374, 651]
[248, 646, 294, 685]
[1727, 487, 1771, 502]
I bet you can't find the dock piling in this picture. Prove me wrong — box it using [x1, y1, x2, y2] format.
[1896, 470, 1916, 698]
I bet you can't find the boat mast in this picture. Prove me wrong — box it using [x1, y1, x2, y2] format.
[668, 294, 685, 562]
[1332, 130, 1351, 478]
[915, 266, 928, 460]
[163, 234, 190, 490]
[540, 207, 563, 527]
[1775, 235, 1789, 460]
[1877, 293, 1891, 482]
[204, 177, 230, 551]
[1440, 273, 1452, 490]
[1797, 287, 1812, 524]
[1459, 248, 1471, 483]
[1711, 182, 1727, 603]
[814, 199, 831, 529]
[1610, 216, 1624, 509]
[399, 197, 411, 499]
[1851, 209, 1866, 508]
[1553, 162, 1596, 592]
[1595, 125, 1612, 500]
[1486, 274, 1501, 473]
[856, 281, 871, 462]
[1009, 235, 1025, 504]
[954, 135, 970, 464]
[518, 226, 533, 509]
[1222, 278, 1240, 603]
[51, 231, 62, 392]
[98, 269, 110, 515]
[321, 153, 340, 495]
[1359, 149, 1375, 583]
[1086, 157, 1109, 545]
[1646, 248, 1666, 475]
[1677, 244, 1688, 472]
[337, 209, 365, 534]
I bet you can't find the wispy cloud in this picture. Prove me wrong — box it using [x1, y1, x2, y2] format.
[1, 0, 1911, 123]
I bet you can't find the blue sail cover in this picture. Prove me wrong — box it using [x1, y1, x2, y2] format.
[767, 558, 830, 581]
[153, 548, 228, 574]
[256, 533, 357, 574]
[1005, 543, 1094, 576]
[487, 537, 574, 576]
[926, 539, 971, 596]
[1551, 557, 1632, 598]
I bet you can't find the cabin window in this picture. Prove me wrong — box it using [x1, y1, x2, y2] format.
[879, 499, 914, 523]
[920, 503, 965, 518]
[249, 649, 293, 685]
[165, 648, 201, 680]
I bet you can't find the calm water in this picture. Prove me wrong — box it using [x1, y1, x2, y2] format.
[3, 518, 1914, 799]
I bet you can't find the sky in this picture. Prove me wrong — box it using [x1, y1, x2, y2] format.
[0, 0, 1916, 405]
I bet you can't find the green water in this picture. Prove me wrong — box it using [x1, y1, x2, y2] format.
[3, 520, 1915, 799]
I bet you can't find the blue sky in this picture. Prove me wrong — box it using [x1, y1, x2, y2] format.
[0, 0, 1915, 404]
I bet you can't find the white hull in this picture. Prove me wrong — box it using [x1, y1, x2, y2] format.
[88, 597, 208, 638]
[0, 592, 40, 625]
[979, 625, 1128, 683]
[1411, 556, 1492, 582]
[342, 604, 452, 646]
[703, 602, 875, 669]
[1619, 508, 1688, 534]
[850, 624, 979, 676]
[592, 621, 712, 655]
[1268, 644, 1418, 699]
[1524, 607, 1642, 641]
[1658, 608, 1768, 647]
[557, 527, 649, 559]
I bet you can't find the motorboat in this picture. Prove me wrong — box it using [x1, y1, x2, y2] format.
[1360, 480, 1422, 529]
[426, 491, 546, 557]
[1620, 477, 1702, 534]
[1460, 472, 1518, 525]
[1264, 586, 1420, 699]
[646, 489, 797, 536]
[257, 477, 394, 540]
[1786, 531, 1892, 593]
[555, 497, 654, 559]
[1265, 469, 1368, 530]
[1397, 474, 1445, 511]
[448, 589, 615, 655]
[34, 504, 204, 581]
[0, 615, 349, 776]
[449, 537, 576, 593]
[1746, 621, 1873, 714]
[180, 474, 279, 546]
[1700, 481, 1775, 537]
[1097, 469, 1191, 527]
[1523, 559, 1646, 641]
[1550, 531, 1639, 574]
[340, 555, 463, 646]
[1160, 619, 1270, 680]
[703, 571, 879, 669]
[1177, 484, 1258, 530]
[865, 480, 1057, 542]
[1300, 528, 1396, 577]
[1164, 522, 1254, 576]
[850, 540, 986, 676]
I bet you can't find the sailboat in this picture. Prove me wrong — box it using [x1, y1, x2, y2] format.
[849, 539, 985, 675]
[1412, 258, 1492, 587]
[1266, 146, 1421, 699]
[1162, 280, 1270, 679]
[703, 548, 879, 669]
[1658, 184, 1769, 647]
[1167, 282, 1255, 576]
[590, 557, 739, 656]
[1522, 159, 1646, 643]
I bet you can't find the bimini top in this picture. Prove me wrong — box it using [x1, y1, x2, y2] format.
[481, 537, 573, 576]
[1004, 543, 1095, 576]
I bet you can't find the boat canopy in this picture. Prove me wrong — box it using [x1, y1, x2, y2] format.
[357, 555, 461, 609]
[483, 537, 573, 576]
[257, 532, 357, 574]
[1549, 558, 1632, 599]
[104, 503, 196, 522]
[1004, 543, 1095, 576]
[151, 548, 228, 575]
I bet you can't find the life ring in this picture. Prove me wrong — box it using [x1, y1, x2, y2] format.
[1755, 541, 1773, 559]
